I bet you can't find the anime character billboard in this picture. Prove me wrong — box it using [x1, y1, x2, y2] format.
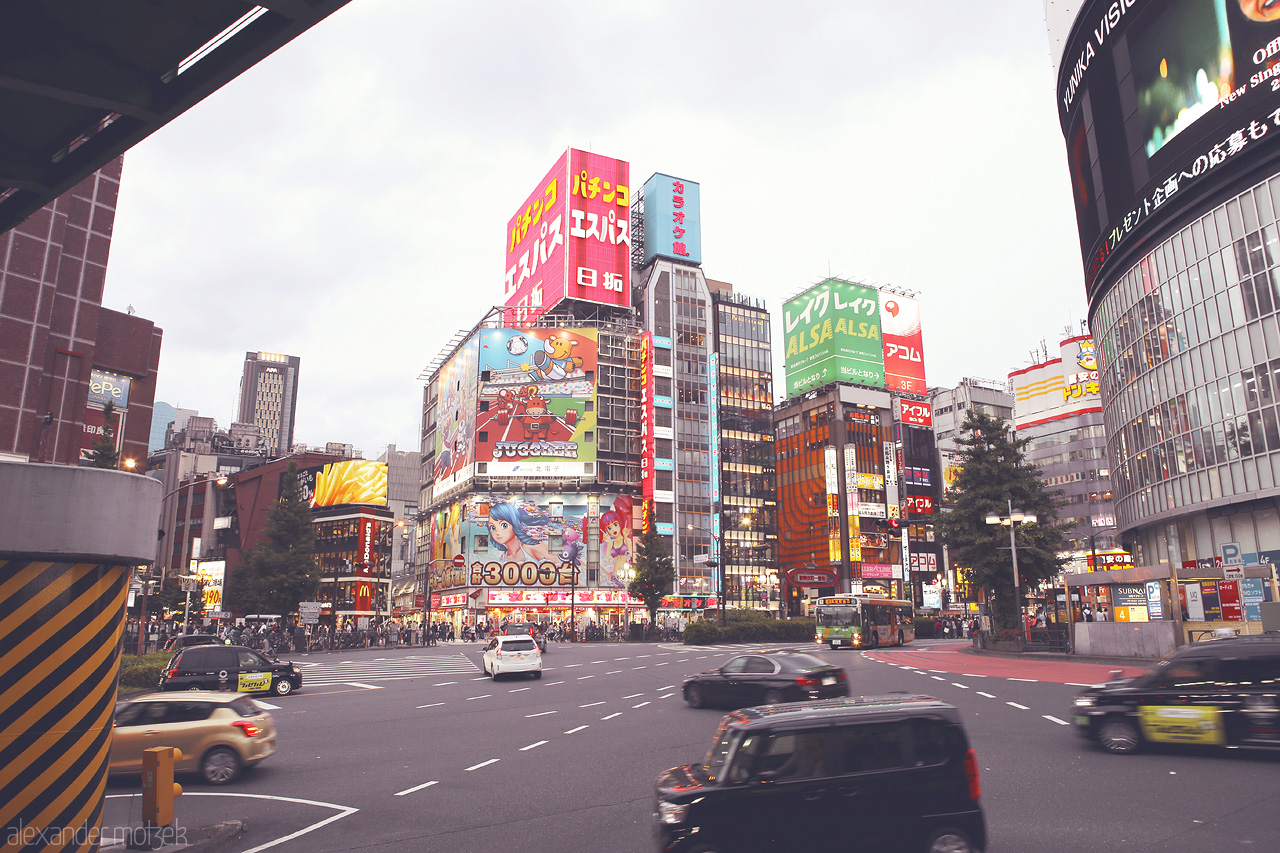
[474, 328, 598, 477]
[433, 333, 480, 491]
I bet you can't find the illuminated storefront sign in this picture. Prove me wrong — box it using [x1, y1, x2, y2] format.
[881, 294, 927, 394]
[640, 332, 656, 513]
[88, 369, 131, 409]
[899, 399, 932, 427]
[905, 495, 933, 515]
[196, 560, 225, 613]
[709, 352, 720, 503]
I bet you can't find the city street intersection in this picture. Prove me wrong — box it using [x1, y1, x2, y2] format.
[104, 640, 1280, 853]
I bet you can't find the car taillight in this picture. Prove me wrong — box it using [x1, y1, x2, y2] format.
[232, 721, 262, 737]
[836, 671, 847, 681]
[795, 675, 820, 686]
[963, 748, 981, 802]
[165, 669, 178, 678]
[495, 647, 502, 656]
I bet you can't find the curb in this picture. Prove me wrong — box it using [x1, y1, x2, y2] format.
[960, 645, 1158, 667]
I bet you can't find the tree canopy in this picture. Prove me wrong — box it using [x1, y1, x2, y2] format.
[937, 410, 1068, 632]
[226, 460, 320, 617]
[628, 504, 676, 632]
[85, 401, 119, 468]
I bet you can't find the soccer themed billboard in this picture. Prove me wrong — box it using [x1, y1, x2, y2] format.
[641, 172, 702, 265]
[1053, 0, 1280, 294]
[504, 149, 631, 323]
[783, 278, 885, 397]
[1010, 335, 1101, 429]
[473, 328, 598, 478]
[296, 460, 389, 507]
[433, 333, 481, 491]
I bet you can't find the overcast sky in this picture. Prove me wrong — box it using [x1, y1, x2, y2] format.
[104, 0, 1086, 457]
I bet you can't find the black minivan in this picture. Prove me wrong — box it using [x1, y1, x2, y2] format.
[654, 695, 986, 853]
[159, 644, 303, 696]
[1074, 634, 1280, 754]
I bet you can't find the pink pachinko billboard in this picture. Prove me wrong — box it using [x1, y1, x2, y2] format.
[879, 293, 927, 395]
[504, 149, 630, 323]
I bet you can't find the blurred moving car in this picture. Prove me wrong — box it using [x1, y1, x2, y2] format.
[482, 634, 543, 679]
[163, 633, 222, 652]
[682, 650, 849, 709]
[655, 696, 986, 853]
[159, 644, 302, 696]
[502, 621, 548, 652]
[1074, 634, 1280, 754]
[109, 691, 277, 784]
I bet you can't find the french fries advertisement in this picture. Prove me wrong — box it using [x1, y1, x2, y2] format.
[298, 460, 388, 507]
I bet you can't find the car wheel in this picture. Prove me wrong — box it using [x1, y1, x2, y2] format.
[273, 678, 293, 697]
[1098, 717, 1142, 754]
[685, 684, 705, 709]
[532, 670, 542, 680]
[898, 630, 905, 646]
[926, 827, 975, 853]
[201, 747, 241, 785]
[869, 630, 879, 649]
[762, 689, 784, 705]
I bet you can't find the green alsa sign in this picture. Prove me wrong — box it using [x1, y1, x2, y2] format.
[783, 279, 884, 397]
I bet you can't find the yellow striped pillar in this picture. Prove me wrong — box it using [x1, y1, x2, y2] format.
[0, 464, 160, 853]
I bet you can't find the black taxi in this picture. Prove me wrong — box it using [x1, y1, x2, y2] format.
[159, 644, 303, 696]
[1073, 634, 1280, 754]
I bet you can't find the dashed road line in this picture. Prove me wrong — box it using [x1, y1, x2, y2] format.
[565, 725, 588, 734]
[577, 675, 594, 680]
[951, 683, 969, 689]
[660, 693, 675, 699]
[977, 692, 996, 699]
[565, 664, 583, 668]
[346, 683, 382, 690]
[416, 702, 444, 709]
[623, 693, 644, 699]
[1044, 715, 1070, 726]
[602, 712, 622, 720]
[659, 685, 675, 690]
[1007, 702, 1030, 710]
[394, 780, 438, 796]
[1008, 678, 1038, 683]
[656, 662, 670, 666]
[606, 670, 622, 675]
[525, 711, 557, 718]
[633, 701, 650, 709]
[931, 676, 945, 681]
[465, 694, 491, 701]
[544, 681, 564, 686]
[509, 687, 530, 693]
[580, 701, 605, 708]
[465, 759, 500, 771]
[434, 681, 457, 686]
[520, 740, 548, 751]
[633, 665, 648, 670]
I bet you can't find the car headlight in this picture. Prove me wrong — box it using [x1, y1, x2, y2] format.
[658, 801, 689, 825]
[1073, 696, 1096, 708]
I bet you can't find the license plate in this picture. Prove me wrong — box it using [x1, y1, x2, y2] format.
[821, 676, 836, 686]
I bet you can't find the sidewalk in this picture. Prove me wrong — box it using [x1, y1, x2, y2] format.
[962, 643, 1160, 667]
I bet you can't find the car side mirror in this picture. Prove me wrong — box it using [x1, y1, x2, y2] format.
[752, 770, 778, 786]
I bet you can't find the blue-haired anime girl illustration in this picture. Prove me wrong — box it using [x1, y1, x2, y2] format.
[487, 501, 552, 564]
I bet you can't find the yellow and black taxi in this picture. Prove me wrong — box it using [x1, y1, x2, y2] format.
[655, 695, 986, 853]
[158, 644, 302, 696]
[1073, 635, 1280, 754]
[109, 691, 278, 784]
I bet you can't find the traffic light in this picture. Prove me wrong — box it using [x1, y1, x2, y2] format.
[787, 585, 801, 616]
[142, 746, 182, 826]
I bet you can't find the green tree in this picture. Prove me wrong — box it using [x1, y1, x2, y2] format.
[628, 503, 676, 636]
[85, 401, 119, 468]
[226, 460, 320, 617]
[937, 410, 1068, 633]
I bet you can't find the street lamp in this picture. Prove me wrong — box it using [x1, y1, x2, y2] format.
[985, 499, 1037, 644]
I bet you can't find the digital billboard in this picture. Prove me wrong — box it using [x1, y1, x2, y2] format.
[297, 460, 389, 507]
[1054, 0, 1280, 296]
[433, 333, 480, 491]
[473, 328, 597, 477]
[783, 278, 885, 397]
[504, 148, 631, 323]
[1010, 335, 1101, 429]
[880, 294, 927, 394]
[641, 172, 702, 265]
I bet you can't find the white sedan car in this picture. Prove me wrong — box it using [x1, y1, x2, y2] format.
[482, 635, 542, 679]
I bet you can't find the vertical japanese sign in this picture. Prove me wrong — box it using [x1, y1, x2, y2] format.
[879, 293, 927, 394]
[355, 516, 376, 612]
[640, 332, 656, 511]
[708, 352, 720, 503]
[783, 278, 884, 398]
[503, 149, 630, 323]
[641, 172, 702, 265]
[825, 446, 842, 564]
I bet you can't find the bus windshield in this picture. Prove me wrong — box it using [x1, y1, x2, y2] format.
[816, 606, 859, 628]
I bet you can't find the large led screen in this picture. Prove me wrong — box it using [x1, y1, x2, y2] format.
[1056, 0, 1280, 296]
[473, 328, 598, 478]
[783, 278, 885, 397]
[433, 333, 480, 491]
[297, 460, 389, 507]
[504, 149, 631, 323]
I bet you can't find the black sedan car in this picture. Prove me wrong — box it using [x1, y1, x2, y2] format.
[683, 650, 849, 709]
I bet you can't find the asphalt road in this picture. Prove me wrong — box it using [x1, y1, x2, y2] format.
[103, 639, 1280, 853]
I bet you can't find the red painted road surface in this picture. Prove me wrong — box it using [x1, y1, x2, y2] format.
[866, 641, 1149, 684]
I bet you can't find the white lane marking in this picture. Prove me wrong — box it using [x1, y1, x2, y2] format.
[520, 740, 548, 751]
[342, 661, 353, 664]
[544, 681, 564, 686]
[633, 665, 648, 670]
[509, 687, 530, 693]
[394, 780, 438, 796]
[376, 658, 388, 661]
[624, 693, 644, 699]
[416, 702, 444, 709]
[928, 670, 946, 673]
[977, 692, 997, 699]
[565, 664, 583, 668]
[677, 658, 690, 662]
[606, 670, 622, 675]
[1007, 702, 1030, 710]
[961, 674, 988, 678]
[660, 693, 675, 699]
[1008, 678, 1038, 683]
[471, 676, 489, 681]
[579, 701, 606, 707]
[577, 675, 595, 680]
[658, 653, 671, 656]
[1044, 715, 1070, 726]
[434, 681, 457, 686]
[465, 759, 500, 771]
[656, 662, 670, 666]
[632, 701, 651, 709]
[525, 711, 557, 718]
[346, 683, 382, 690]
[565, 725, 588, 734]
[659, 685, 675, 690]
[695, 656, 707, 659]
[931, 676, 945, 681]
[465, 694, 491, 701]
[254, 700, 281, 710]
[105, 792, 359, 853]
[602, 712, 622, 720]
[1066, 682, 1092, 687]
[951, 683, 969, 689]
[592, 660, 606, 664]
[636, 655, 652, 658]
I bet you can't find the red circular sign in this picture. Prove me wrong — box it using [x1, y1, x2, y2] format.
[785, 567, 838, 587]
[453, 554, 466, 568]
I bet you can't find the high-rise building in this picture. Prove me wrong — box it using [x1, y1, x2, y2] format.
[237, 351, 300, 459]
[929, 378, 1015, 495]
